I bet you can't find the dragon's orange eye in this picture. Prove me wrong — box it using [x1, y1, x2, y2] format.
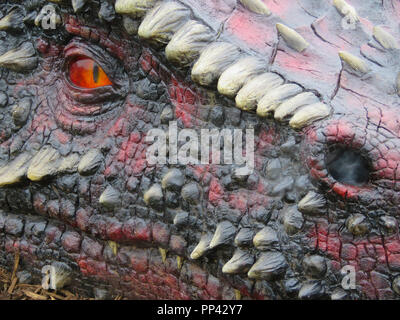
[68, 57, 112, 89]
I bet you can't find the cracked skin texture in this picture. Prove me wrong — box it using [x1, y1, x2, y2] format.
[0, 0, 400, 300]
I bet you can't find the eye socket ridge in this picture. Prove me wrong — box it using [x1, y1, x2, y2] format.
[325, 146, 371, 187]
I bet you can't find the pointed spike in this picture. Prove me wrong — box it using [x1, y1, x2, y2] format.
[143, 184, 164, 211]
[72, 0, 87, 13]
[331, 288, 348, 300]
[235, 73, 283, 111]
[298, 280, 325, 299]
[115, 0, 158, 18]
[209, 221, 236, 250]
[99, 185, 120, 208]
[253, 227, 279, 250]
[11, 97, 31, 127]
[162, 168, 184, 191]
[190, 234, 212, 259]
[159, 247, 167, 263]
[191, 42, 241, 87]
[276, 23, 309, 53]
[57, 153, 80, 174]
[0, 8, 24, 32]
[0, 153, 33, 187]
[247, 251, 288, 280]
[234, 228, 254, 247]
[165, 20, 215, 67]
[257, 84, 303, 117]
[346, 214, 370, 236]
[373, 26, 399, 50]
[274, 92, 319, 121]
[392, 276, 400, 295]
[240, 0, 271, 16]
[177, 256, 183, 270]
[218, 56, 267, 98]
[289, 102, 330, 130]
[27, 147, 61, 181]
[173, 211, 189, 227]
[283, 207, 304, 235]
[234, 289, 242, 300]
[108, 241, 118, 256]
[42, 262, 72, 291]
[298, 191, 326, 215]
[378, 215, 398, 234]
[0, 42, 38, 72]
[181, 182, 201, 204]
[222, 249, 254, 274]
[333, 0, 358, 21]
[78, 149, 103, 175]
[339, 51, 369, 74]
[138, 2, 191, 46]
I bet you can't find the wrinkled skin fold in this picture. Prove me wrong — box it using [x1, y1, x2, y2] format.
[0, 0, 400, 300]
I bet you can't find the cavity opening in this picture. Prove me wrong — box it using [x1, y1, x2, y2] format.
[326, 147, 370, 186]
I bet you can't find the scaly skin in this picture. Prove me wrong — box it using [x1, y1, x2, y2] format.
[0, 0, 400, 300]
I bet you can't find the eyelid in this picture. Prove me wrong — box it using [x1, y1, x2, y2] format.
[63, 41, 116, 81]
[61, 39, 128, 105]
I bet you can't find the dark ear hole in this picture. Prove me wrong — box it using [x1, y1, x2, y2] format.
[326, 147, 370, 186]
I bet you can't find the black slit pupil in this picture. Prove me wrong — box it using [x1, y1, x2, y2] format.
[326, 147, 370, 186]
[93, 64, 99, 84]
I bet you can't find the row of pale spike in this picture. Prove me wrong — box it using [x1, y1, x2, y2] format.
[0, 139, 325, 278]
[0, 146, 103, 187]
[144, 165, 390, 279]
[140, 167, 327, 278]
[70, 0, 399, 117]
[0, 0, 398, 127]
[112, 0, 398, 128]
[0, 140, 328, 280]
[116, 0, 331, 130]
[187, 192, 326, 278]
